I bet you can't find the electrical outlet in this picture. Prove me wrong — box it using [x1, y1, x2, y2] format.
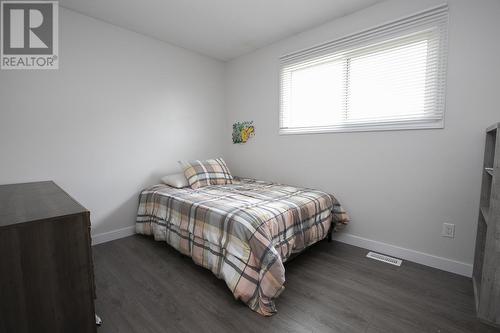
[442, 223, 455, 238]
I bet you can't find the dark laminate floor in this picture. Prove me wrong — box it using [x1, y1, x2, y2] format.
[93, 235, 499, 333]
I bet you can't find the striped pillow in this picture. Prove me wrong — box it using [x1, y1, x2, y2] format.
[181, 158, 234, 189]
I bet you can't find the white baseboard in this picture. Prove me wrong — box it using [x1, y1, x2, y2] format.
[90, 226, 472, 277]
[92, 225, 136, 246]
[334, 232, 473, 277]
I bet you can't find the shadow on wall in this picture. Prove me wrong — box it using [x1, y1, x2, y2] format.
[91, 194, 139, 236]
[90, 171, 169, 236]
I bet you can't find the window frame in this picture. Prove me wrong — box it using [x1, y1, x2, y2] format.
[278, 5, 448, 135]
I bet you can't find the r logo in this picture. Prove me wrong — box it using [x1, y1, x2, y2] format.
[2, 2, 53, 54]
[1, 1, 58, 69]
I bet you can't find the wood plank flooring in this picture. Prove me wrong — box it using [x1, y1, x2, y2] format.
[93, 235, 499, 333]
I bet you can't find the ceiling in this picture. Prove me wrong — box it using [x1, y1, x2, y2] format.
[60, 0, 385, 61]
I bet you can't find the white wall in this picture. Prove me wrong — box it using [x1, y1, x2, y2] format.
[224, 0, 500, 275]
[0, 8, 225, 237]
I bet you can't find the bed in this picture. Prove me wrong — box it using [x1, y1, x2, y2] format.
[136, 177, 349, 316]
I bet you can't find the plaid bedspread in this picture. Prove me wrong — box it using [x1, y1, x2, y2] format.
[136, 178, 349, 316]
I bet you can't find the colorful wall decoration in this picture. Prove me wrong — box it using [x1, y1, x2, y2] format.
[232, 121, 255, 144]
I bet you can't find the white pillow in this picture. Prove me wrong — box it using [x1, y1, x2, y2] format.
[161, 173, 189, 188]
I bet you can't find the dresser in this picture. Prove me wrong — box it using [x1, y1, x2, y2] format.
[0, 181, 97, 333]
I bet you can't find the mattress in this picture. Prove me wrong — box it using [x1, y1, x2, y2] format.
[136, 178, 349, 316]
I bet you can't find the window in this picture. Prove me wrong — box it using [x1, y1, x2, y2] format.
[279, 5, 448, 134]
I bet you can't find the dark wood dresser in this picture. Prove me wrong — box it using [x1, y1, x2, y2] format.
[0, 181, 96, 333]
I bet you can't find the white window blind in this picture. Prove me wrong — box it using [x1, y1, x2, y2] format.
[279, 5, 448, 134]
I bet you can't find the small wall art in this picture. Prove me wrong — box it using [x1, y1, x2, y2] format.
[232, 121, 255, 144]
